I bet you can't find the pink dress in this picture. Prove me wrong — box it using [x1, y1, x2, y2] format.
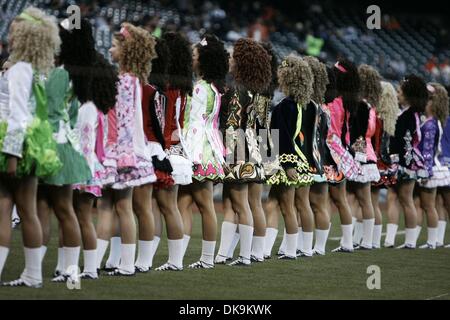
[102, 73, 156, 189]
[348, 105, 381, 183]
[325, 97, 361, 180]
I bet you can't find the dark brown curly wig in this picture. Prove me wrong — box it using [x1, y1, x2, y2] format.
[162, 31, 193, 95]
[91, 52, 118, 114]
[149, 37, 170, 90]
[335, 58, 360, 114]
[59, 18, 96, 104]
[260, 42, 278, 98]
[195, 34, 229, 93]
[232, 38, 271, 94]
[401, 74, 428, 113]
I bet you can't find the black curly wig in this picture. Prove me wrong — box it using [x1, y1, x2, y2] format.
[91, 53, 118, 114]
[260, 42, 278, 98]
[149, 37, 170, 90]
[194, 33, 229, 93]
[325, 65, 337, 104]
[162, 31, 193, 95]
[401, 74, 428, 113]
[334, 58, 360, 114]
[58, 18, 96, 104]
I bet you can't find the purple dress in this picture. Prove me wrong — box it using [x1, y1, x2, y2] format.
[419, 116, 450, 188]
[439, 116, 450, 167]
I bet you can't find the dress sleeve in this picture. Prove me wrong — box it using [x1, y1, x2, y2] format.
[420, 119, 438, 177]
[224, 91, 244, 158]
[75, 103, 98, 172]
[2, 62, 33, 158]
[115, 74, 137, 169]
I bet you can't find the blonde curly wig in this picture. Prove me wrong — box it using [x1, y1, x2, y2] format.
[8, 6, 60, 74]
[358, 64, 382, 107]
[303, 56, 328, 104]
[277, 55, 313, 108]
[114, 22, 157, 83]
[378, 81, 399, 136]
[428, 82, 449, 126]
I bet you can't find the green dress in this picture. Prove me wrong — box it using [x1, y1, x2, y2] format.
[41, 67, 91, 185]
[0, 61, 61, 177]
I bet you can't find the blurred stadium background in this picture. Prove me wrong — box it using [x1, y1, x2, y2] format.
[1, 0, 450, 87]
[0, 0, 450, 300]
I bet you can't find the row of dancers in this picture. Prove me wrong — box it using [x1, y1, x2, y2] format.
[0, 7, 449, 288]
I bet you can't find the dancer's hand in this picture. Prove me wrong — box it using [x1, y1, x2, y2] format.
[286, 168, 298, 181]
[6, 156, 18, 177]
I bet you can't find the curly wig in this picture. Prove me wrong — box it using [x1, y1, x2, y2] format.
[260, 42, 278, 98]
[232, 38, 271, 94]
[325, 65, 337, 104]
[149, 37, 170, 89]
[91, 53, 118, 114]
[334, 58, 360, 114]
[59, 18, 96, 104]
[358, 64, 382, 108]
[428, 82, 449, 126]
[378, 81, 399, 136]
[162, 31, 193, 95]
[114, 22, 156, 84]
[304, 56, 328, 105]
[277, 55, 313, 108]
[9, 6, 60, 74]
[400, 74, 428, 113]
[194, 34, 229, 93]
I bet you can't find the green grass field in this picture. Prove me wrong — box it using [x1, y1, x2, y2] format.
[0, 209, 449, 300]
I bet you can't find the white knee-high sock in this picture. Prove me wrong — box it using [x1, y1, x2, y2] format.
[297, 227, 303, 251]
[182, 235, 191, 257]
[217, 222, 237, 258]
[341, 224, 353, 249]
[384, 223, 398, 246]
[64, 246, 80, 276]
[83, 249, 97, 274]
[22, 247, 42, 285]
[251, 236, 265, 260]
[96, 239, 109, 269]
[135, 240, 153, 269]
[40, 245, 47, 264]
[427, 227, 438, 247]
[285, 232, 298, 257]
[415, 226, 422, 242]
[313, 224, 331, 254]
[405, 228, 417, 247]
[302, 231, 313, 255]
[55, 247, 65, 272]
[361, 219, 375, 248]
[119, 243, 136, 274]
[264, 228, 278, 257]
[437, 221, 447, 245]
[238, 224, 253, 261]
[0, 246, 9, 281]
[278, 228, 287, 254]
[227, 232, 240, 258]
[168, 239, 183, 269]
[152, 236, 161, 258]
[353, 221, 364, 245]
[200, 240, 216, 265]
[372, 224, 382, 248]
[106, 237, 121, 268]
